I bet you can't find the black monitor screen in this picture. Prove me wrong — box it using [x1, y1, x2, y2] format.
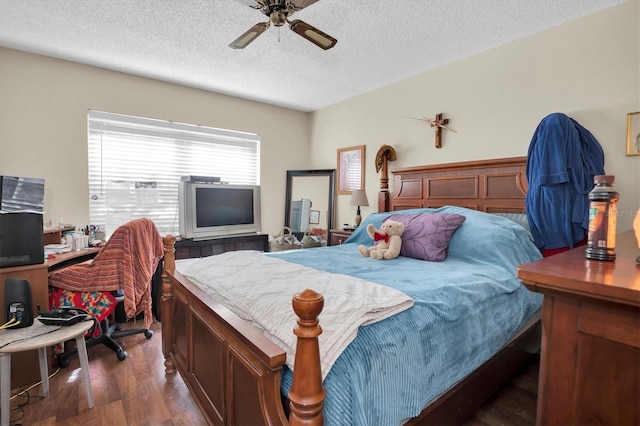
[195, 187, 254, 227]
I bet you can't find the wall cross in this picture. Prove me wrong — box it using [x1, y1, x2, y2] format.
[401, 112, 456, 148]
[431, 113, 453, 148]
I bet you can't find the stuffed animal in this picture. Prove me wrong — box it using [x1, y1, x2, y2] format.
[358, 220, 405, 260]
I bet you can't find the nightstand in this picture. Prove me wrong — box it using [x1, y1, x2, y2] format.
[329, 229, 353, 246]
[517, 230, 639, 425]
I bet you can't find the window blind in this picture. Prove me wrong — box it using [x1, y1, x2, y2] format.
[87, 110, 260, 236]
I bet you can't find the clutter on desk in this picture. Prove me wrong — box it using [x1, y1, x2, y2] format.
[88, 224, 106, 244]
[44, 244, 72, 254]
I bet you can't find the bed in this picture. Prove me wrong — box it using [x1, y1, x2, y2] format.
[160, 156, 542, 425]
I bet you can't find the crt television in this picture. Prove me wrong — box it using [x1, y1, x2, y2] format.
[178, 182, 262, 240]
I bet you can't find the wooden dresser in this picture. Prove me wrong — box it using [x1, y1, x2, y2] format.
[517, 230, 640, 425]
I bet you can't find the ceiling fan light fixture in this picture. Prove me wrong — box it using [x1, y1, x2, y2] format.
[270, 10, 288, 26]
[230, 0, 336, 50]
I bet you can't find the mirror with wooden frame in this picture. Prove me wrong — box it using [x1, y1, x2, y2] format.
[284, 169, 336, 243]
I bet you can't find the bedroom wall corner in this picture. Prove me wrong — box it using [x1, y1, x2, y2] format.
[309, 0, 640, 232]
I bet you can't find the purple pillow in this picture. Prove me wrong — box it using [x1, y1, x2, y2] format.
[385, 213, 466, 261]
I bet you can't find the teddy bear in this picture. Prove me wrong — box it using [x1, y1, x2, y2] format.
[358, 220, 405, 260]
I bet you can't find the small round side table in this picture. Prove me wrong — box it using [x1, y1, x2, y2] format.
[0, 320, 95, 426]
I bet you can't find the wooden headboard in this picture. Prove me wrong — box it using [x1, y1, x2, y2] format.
[379, 156, 528, 213]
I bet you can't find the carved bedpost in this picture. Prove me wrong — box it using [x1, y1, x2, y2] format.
[288, 289, 326, 426]
[375, 144, 397, 212]
[161, 234, 177, 375]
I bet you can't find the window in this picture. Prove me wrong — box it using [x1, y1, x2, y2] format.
[88, 110, 260, 236]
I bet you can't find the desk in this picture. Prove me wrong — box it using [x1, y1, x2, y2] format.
[0, 248, 100, 390]
[43, 226, 75, 246]
[47, 247, 101, 273]
[517, 231, 640, 425]
[0, 320, 95, 426]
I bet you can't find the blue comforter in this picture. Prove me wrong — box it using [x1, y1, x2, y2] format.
[270, 206, 542, 425]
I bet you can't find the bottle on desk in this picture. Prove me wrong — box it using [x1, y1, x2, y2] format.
[73, 232, 84, 251]
[585, 175, 618, 261]
[63, 231, 87, 251]
[64, 233, 75, 250]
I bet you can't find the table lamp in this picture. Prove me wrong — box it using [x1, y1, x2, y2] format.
[349, 189, 369, 227]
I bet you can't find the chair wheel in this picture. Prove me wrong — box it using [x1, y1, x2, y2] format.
[58, 355, 70, 368]
[117, 350, 128, 361]
[144, 330, 153, 339]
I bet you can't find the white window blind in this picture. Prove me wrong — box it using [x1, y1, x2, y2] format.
[88, 110, 260, 236]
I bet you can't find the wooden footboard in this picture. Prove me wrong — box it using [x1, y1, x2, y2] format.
[161, 235, 324, 425]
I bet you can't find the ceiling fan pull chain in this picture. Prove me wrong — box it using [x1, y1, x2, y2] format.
[278, 26, 281, 43]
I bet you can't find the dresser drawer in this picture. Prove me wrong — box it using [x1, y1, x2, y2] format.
[329, 229, 352, 246]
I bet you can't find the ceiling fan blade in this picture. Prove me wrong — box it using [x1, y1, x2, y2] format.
[289, 19, 336, 50]
[288, 0, 320, 12]
[229, 22, 269, 49]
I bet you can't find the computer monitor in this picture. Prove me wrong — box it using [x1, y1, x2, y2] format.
[0, 175, 45, 212]
[0, 212, 44, 267]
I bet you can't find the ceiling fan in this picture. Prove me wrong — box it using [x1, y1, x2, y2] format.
[230, 0, 337, 50]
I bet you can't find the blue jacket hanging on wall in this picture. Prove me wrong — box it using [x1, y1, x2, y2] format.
[525, 112, 605, 251]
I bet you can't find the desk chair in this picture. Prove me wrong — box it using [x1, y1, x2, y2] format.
[49, 218, 164, 365]
[55, 290, 154, 366]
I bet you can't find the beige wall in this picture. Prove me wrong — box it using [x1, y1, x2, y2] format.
[310, 0, 640, 232]
[0, 47, 311, 235]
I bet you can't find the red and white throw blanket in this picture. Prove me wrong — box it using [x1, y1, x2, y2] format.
[176, 250, 414, 379]
[49, 218, 163, 329]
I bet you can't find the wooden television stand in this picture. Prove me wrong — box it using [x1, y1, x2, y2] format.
[173, 233, 269, 259]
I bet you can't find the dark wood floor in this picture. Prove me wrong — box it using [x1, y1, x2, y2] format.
[9, 321, 539, 425]
[463, 356, 539, 426]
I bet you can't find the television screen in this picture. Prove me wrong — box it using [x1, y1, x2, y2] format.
[195, 187, 254, 227]
[0, 176, 45, 212]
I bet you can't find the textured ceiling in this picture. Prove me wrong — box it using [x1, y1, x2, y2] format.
[0, 0, 627, 112]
